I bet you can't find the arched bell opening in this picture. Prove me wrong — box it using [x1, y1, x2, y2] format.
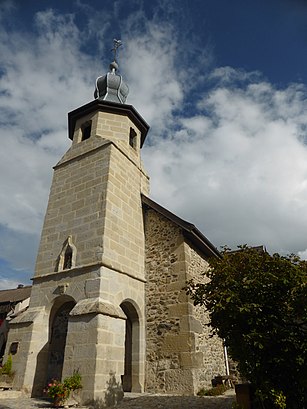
[120, 300, 140, 393]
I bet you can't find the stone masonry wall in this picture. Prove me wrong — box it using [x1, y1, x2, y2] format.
[144, 209, 185, 393]
[144, 208, 226, 395]
[35, 109, 149, 280]
[185, 244, 226, 391]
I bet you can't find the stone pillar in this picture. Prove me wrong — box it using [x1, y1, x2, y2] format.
[6, 307, 48, 395]
[62, 298, 126, 405]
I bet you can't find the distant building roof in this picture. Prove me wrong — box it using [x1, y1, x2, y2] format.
[229, 245, 266, 254]
[0, 285, 32, 304]
[142, 194, 221, 259]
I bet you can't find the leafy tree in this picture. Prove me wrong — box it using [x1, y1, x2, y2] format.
[187, 245, 307, 409]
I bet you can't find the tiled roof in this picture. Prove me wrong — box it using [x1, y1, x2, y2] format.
[0, 286, 32, 304]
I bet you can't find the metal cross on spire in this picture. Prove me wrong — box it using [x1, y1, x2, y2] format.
[111, 39, 122, 62]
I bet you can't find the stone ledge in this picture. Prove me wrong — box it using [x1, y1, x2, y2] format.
[9, 309, 40, 325]
[32, 261, 146, 284]
[70, 298, 126, 319]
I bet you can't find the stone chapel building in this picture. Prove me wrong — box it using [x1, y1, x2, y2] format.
[5, 51, 226, 404]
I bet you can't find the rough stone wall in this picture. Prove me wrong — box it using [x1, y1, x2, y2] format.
[144, 209, 185, 393]
[185, 244, 226, 391]
[144, 209, 226, 395]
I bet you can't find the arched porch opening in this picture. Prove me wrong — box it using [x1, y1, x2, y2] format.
[120, 300, 140, 392]
[46, 298, 75, 382]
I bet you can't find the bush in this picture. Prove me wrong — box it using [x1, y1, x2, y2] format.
[197, 384, 228, 396]
[187, 246, 307, 409]
[0, 354, 14, 377]
[63, 370, 82, 391]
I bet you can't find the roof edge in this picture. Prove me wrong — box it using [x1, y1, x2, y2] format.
[68, 99, 150, 147]
[141, 194, 221, 259]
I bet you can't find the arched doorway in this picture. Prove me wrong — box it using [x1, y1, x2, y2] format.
[120, 301, 140, 392]
[46, 300, 75, 382]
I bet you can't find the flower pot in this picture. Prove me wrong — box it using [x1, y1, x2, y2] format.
[66, 388, 81, 406]
[53, 396, 66, 408]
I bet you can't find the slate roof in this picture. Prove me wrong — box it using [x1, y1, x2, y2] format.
[68, 99, 150, 147]
[141, 194, 221, 259]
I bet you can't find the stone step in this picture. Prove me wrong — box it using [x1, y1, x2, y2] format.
[0, 390, 23, 399]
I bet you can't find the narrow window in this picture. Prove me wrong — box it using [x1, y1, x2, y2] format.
[63, 246, 73, 270]
[55, 236, 76, 271]
[129, 128, 137, 149]
[9, 342, 19, 355]
[81, 121, 92, 141]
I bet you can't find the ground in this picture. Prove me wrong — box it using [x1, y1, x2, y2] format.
[0, 390, 236, 409]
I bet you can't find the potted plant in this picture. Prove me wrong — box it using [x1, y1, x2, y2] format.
[45, 372, 82, 407]
[45, 379, 70, 407]
[64, 371, 82, 405]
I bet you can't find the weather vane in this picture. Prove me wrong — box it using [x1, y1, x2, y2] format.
[111, 39, 122, 62]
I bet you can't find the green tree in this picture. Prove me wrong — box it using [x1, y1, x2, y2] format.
[187, 246, 307, 409]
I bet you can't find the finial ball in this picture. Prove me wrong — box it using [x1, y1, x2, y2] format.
[110, 61, 119, 72]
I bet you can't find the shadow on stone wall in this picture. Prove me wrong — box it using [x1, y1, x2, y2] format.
[86, 372, 124, 409]
[31, 343, 49, 397]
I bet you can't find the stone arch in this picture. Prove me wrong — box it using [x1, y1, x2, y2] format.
[46, 296, 76, 383]
[120, 299, 141, 393]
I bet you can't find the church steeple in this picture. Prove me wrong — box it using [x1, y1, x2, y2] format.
[94, 39, 129, 104]
[6, 42, 149, 403]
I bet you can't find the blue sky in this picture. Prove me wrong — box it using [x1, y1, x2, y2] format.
[2, 0, 307, 288]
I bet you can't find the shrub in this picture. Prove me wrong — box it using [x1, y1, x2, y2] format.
[187, 246, 307, 409]
[197, 384, 228, 396]
[63, 371, 82, 391]
[0, 354, 14, 377]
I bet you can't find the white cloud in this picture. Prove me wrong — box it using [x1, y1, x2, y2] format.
[123, 21, 184, 130]
[298, 249, 307, 260]
[209, 66, 261, 85]
[143, 78, 307, 255]
[0, 278, 26, 291]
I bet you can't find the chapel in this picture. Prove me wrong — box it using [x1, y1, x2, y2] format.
[5, 44, 226, 404]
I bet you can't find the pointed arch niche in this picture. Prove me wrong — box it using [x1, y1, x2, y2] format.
[46, 298, 76, 382]
[56, 236, 77, 272]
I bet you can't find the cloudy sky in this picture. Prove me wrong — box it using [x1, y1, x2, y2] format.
[1, 0, 307, 288]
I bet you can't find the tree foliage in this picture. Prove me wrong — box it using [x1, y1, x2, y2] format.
[187, 245, 307, 409]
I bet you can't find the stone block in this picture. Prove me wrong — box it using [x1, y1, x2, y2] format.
[180, 316, 204, 333]
[167, 303, 193, 318]
[180, 352, 204, 368]
[162, 333, 195, 353]
[164, 369, 194, 394]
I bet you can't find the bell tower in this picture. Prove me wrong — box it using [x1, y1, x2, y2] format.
[7, 42, 149, 403]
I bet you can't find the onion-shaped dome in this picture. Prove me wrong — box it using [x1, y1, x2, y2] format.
[94, 60, 129, 104]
